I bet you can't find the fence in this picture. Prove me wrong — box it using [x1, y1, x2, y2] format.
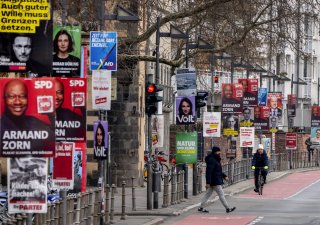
[1, 150, 319, 224]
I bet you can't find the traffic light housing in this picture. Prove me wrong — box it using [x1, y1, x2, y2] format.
[196, 91, 208, 108]
[145, 83, 163, 116]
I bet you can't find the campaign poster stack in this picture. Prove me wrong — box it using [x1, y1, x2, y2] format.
[52, 78, 87, 195]
[0, 1, 52, 75]
[53, 25, 81, 77]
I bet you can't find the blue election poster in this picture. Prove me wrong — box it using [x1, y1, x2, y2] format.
[258, 88, 267, 106]
[90, 32, 117, 71]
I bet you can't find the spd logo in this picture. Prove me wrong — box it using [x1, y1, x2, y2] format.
[37, 96, 54, 113]
[72, 92, 85, 107]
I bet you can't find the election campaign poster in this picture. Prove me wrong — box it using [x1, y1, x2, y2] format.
[54, 78, 87, 143]
[222, 114, 239, 136]
[254, 106, 270, 132]
[80, 46, 88, 78]
[176, 96, 196, 125]
[151, 115, 164, 148]
[238, 79, 258, 107]
[287, 94, 296, 117]
[239, 107, 254, 127]
[0, 0, 53, 75]
[111, 77, 117, 100]
[258, 88, 267, 106]
[176, 68, 197, 96]
[240, 127, 254, 147]
[92, 70, 112, 110]
[269, 116, 278, 133]
[267, 92, 283, 119]
[221, 83, 243, 114]
[311, 105, 320, 127]
[68, 142, 86, 196]
[203, 112, 221, 137]
[8, 157, 48, 214]
[176, 132, 197, 164]
[53, 142, 74, 189]
[226, 135, 237, 158]
[286, 133, 297, 150]
[0, 78, 55, 157]
[90, 31, 117, 71]
[93, 121, 108, 159]
[53, 25, 81, 77]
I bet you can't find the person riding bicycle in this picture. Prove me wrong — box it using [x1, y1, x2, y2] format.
[251, 144, 269, 193]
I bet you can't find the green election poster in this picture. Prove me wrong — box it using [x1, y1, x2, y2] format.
[176, 132, 197, 164]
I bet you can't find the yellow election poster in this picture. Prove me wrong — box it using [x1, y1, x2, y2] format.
[0, 0, 50, 33]
[0, 0, 52, 75]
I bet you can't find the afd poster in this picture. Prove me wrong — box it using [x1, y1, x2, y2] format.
[176, 132, 197, 164]
[92, 70, 112, 110]
[203, 112, 221, 137]
[93, 120, 108, 159]
[0, 0, 52, 75]
[53, 142, 74, 189]
[0, 78, 55, 157]
[8, 157, 48, 214]
[53, 25, 81, 77]
[90, 31, 117, 71]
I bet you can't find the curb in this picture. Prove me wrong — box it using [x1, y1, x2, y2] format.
[142, 218, 164, 225]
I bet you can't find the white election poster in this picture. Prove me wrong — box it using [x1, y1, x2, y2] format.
[92, 70, 112, 110]
[203, 112, 221, 137]
[151, 115, 164, 148]
[8, 157, 48, 214]
[240, 127, 255, 147]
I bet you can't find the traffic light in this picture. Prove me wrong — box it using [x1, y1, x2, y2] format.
[196, 91, 208, 108]
[145, 82, 163, 116]
[214, 76, 219, 83]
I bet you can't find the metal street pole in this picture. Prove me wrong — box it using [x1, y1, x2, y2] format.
[147, 115, 153, 209]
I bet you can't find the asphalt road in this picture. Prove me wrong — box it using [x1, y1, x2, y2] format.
[162, 170, 320, 225]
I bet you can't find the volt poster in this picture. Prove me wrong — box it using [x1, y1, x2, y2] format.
[90, 31, 117, 71]
[176, 132, 197, 164]
[93, 121, 108, 159]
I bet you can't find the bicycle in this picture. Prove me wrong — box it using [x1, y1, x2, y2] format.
[143, 150, 169, 182]
[254, 167, 266, 195]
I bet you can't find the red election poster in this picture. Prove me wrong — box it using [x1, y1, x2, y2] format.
[67, 142, 86, 197]
[238, 78, 258, 107]
[53, 142, 74, 189]
[8, 157, 48, 214]
[311, 105, 320, 127]
[254, 106, 270, 132]
[286, 133, 297, 150]
[222, 83, 243, 115]
[0, 78, 55, 157]
[53, 78, 87, 142]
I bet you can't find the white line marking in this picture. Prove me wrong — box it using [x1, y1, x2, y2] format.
[285, 179, 320, 199]
[247, 216, 264, 225]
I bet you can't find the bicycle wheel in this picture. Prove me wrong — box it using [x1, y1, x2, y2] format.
[258, 173, 263, 195]
[161, 164, 169, 180]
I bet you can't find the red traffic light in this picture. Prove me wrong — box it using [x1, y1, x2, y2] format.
[214, 76, 219, 83]
[147, 84, 155, 93]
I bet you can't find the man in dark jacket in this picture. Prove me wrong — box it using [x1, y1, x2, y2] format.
[198, 146, 236, 213]
[251, 144, 269, 192]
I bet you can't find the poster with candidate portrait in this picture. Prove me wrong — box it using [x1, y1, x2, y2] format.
[267, 92, 283, 118]
[92, 70, 112, 110]
[311, 105, 320, 127]
[254, 106, 269, 132]
[0, 78, 55, 157]
[52, 142, 74, 189]
[287, 94, 296, 117]
[53, 25, 81, 77]
[8, 157, 48, 214]
[0, 0, 52, 75]
[54, 78, 87, 143]
[176, 96, 196, 125]
[222, 83, 243, 114]
[238, 79, 258, 107]
[93, 120, 108, 159]
[222, 114, 239, 136]
[203, 112, 221, 137]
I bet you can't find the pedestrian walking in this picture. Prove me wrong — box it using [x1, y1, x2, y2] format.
[305, 136, 313, 162]
[198, 146, 236, 213]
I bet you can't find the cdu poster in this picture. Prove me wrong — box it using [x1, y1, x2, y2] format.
[176, 132, 197, 164]
[0, 78, 55, 157]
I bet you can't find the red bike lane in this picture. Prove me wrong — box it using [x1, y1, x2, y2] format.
[171, 215, 257, 225]
[239, 170, 320, 199]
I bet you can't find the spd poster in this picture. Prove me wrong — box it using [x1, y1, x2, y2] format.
[238, 79, 258, 107]
[0, 0, 52, 75]
[0, 78, 55, 157]
[221, 83, 243, 114]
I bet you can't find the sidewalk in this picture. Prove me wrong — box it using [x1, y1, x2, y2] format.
[109, 168, 316, 225]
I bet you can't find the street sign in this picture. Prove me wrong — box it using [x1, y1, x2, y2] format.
[90, 31, 117, 71]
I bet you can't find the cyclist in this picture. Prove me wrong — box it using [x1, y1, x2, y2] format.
[251, 144, 269, 193]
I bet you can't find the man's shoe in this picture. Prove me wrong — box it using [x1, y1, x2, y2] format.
[198, 207, 209, 213]
[226, 207, 236, 213]
[254, 188, 259, 193]
[264, 180, 267, 184]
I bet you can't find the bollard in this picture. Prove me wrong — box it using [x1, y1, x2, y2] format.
[75, 194, 81, 225]
[105, 185, 110, 224]
[16, 214, 23, 225]
[84, 192, 90, 225]
[93, 189, 100, 224]
[54, 201, 60, 225]
[121, 181, 126, 220]
[46, 204, 51, 225]
[67, 198, 74, 225]
[192, 163, 197, 196]
[183, 164, 188, 199]
[162, 173, 169, 208]
[181, 170, 185, 200]
[131, 177, 136, 211]
[60, 190, 67, 225]
[199, 167, 203, 193]
[177, 171, 182, 203]
[171, 171, 176, 205]
[88, 191, 94, 225]
[110, 184, 116, 224]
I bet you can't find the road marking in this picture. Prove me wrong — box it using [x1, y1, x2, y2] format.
[285, 179, 320, 199]
[247, 216, 264, 225]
